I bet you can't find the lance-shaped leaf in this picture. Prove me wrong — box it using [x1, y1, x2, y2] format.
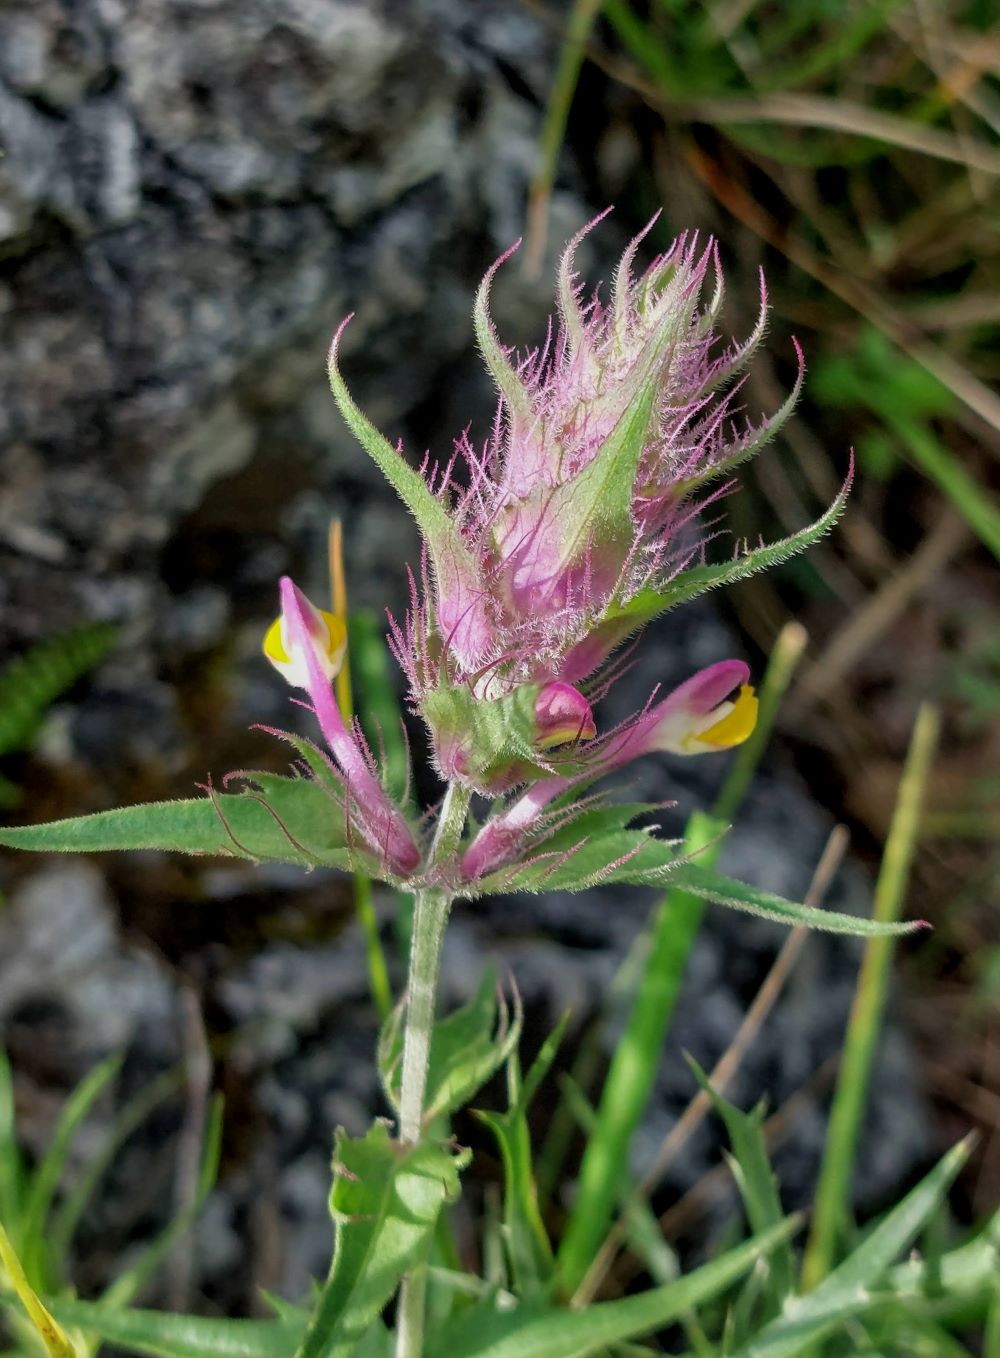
[474, 1017, 568, 1297]
[549, 378, 658, 563]
[688, 1058, 795, 1317]
[468, 801, 685, 897]
[0, 1223, 78, 1358]
[600, 466, 852, 640]
[471, 804, 926, 937]
[295, 1123, 468, 1358]
[426, 1217, 801, 1358]
[378, 967, 523, 1126]
[664, 863, 927, 937]
[0, 774, 372, 872]
[48, 1301, 301, 1358]
[473, 243, 534, 425]
[328, 321, 486, 663]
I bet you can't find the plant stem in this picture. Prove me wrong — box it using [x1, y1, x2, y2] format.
[398, 888, 450, 1145]
[395, 782, 470, 1358]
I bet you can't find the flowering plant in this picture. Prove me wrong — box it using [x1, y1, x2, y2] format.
[0, 214, 944, 1358]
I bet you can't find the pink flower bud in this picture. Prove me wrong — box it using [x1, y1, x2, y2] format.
[273, 578, 421, 876]
[534, 683, 596, 749]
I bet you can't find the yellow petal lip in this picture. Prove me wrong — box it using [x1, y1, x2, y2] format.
[697, 684, 758, 750]
[263, 616, 289, 664]
[536, 715, 598, 750]
[262, 608, 347, 681]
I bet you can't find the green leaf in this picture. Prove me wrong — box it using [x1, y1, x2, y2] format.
[688, 1060, 795, 1314]
[599, 474, 851, 640]
[659, 473, 852, 610]
[49, 1301, 300, 1358]
[21, 1054, 121, 1290]
[472, 801, 687, 897]
[473, 805, 924, 936]
[0, 775, 371, 872]
[0, 1051, 27, 1229]
[295, 1123, 468, 1358]
[49, 1065, 188, 1269]
[0, 1223, 78, 1358]
[547, 378, 658, 570]
[379, 969, 523, 1126]
[887, 1205, 1000, 1301]
[474, 254, 534, 427]
[327, 327, 482, 645]
[427, 1218, 801, 1358]
[667, 864, 926, 937]
[728, 1138, 973, 1358]
[474, 1018, 568, 1297]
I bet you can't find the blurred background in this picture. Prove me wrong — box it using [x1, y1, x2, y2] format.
[0, 0, 997, 1320]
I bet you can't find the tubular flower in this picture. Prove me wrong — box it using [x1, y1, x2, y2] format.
[264, 577, 421, 877]
[329, 213, 798, 794]
[602, 659, 758, 766]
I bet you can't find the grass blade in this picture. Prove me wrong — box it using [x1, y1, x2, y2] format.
[802, 703, 941, 1289]
[20, 1055, 121, 1289]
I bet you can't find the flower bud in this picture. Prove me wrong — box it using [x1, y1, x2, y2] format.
[263, 593, 346, 689]
[534, 683, 596, 749]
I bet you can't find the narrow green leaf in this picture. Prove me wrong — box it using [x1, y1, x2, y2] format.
[803, 705, 940, 1287]
[328, 329, 455, 549]
[729, 1138, 973, 1358]
[475, 1024, 568, 1298]
[665, 471, 851, 607]
[49, 1066, 188, 1268]
[295, 1123, 468, 1358]
[0, 777, 367, 872]
[473, 254, 534, 424]
[0, 623, 117, 760]
[472, 801, 686, 897]
[688, 1060, 795, 1313]
[0, 1223, 78, 1358]
[428, 1218, 801, 1358]
[21, 1054, 121, 1289]
[887, 1206, 1000, 1300]
[0, 1052, 26, 1230]
[327, 327, 481, 635]
[600, 474, 851, 639]
[666, 864, 926, 937]
[49, 1301, 300, 1358]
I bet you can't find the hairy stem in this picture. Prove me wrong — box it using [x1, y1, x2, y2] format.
[398, 887, 450, 1144]
[395, 782, 471, 1358]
